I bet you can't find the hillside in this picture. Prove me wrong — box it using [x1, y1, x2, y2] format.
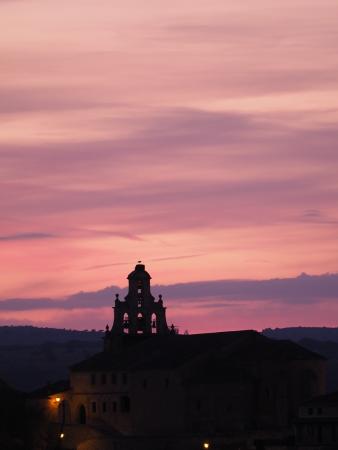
[262, 326, 338, 342]
[0, 327, 104, 391]
[0, 325, 103, 346]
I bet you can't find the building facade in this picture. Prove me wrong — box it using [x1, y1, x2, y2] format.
[38, 264, 327, 450]
[295, 391, 338, 449]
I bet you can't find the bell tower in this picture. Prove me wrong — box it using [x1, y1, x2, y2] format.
[110, 263, 169, 336]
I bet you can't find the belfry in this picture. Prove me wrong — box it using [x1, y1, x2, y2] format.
[110, 262, 169, 336]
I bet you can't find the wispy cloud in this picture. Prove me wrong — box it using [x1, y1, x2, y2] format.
[0, 232, 56, 242]
[85, 254, 204, 271]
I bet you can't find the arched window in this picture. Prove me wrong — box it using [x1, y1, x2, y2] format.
[78, 404, 86, 425]
[151, 313, 157, 334]
[123, 313, 129, 334]
[137, 312, 144, 334]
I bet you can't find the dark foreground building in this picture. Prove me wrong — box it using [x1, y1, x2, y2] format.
[295, 391, 338, 449]
[34, 264, 326, 450]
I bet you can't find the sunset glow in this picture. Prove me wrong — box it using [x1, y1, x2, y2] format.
[1, 0, 338, 332]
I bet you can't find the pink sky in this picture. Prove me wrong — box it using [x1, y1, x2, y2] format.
[0, 0, 338, 332]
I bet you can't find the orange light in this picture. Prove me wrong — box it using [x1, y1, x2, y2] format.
[55, 397, 61, 403]
[60, 433, 65, 439]
[203, 443, 210, 449]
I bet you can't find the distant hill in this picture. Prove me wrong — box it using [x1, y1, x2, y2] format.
[0, 340, 102, 391]
[262, 327, 338, 343]
[0, 326, 104, 391]
[0, 325, 103, 346]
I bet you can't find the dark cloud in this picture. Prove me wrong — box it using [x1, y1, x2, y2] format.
[0, 273, 337, 311]
[0, 232, 56, 242]
[0, 86, 110, 115]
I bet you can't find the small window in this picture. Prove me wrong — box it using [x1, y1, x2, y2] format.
[112, 401, 117, 412]
[138, 288, 142, 294]
[120, 396, 130, 413]
[91, 374, 96, 385]
[102, 402, 107, 413]
[101, 373, 107, 385]
[111, 373, 117, 384]
[122, 373, 128, 384]
[92, 402, 97, 413]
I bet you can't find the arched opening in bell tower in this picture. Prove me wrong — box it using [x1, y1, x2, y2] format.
[123, 313, 129, 334]
[137, 312, 145, 334]
[151, 313, 157, 334]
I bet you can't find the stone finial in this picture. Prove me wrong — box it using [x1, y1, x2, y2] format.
[105, 324, 110, 333]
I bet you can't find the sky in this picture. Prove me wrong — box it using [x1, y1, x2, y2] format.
[0, 0, 338, 332]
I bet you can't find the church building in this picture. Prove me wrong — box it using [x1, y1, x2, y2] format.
[41, 263, 327, 450]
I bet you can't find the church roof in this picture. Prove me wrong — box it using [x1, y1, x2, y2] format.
[223, 334, 326, 362]
[301, 390, 338, 406]
[70, 330, 324, 373]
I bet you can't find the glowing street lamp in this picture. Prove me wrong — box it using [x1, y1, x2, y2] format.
[55, 397, 61, 403]
[203, 442, 210, 449]
[60, 433, 65, 439]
